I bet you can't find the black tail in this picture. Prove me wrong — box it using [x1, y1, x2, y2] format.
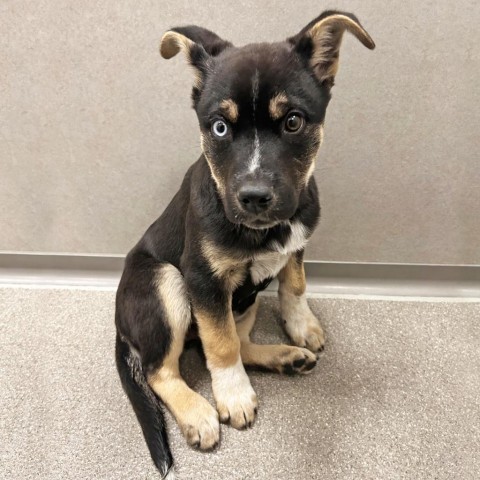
[115, 334, 173, 478]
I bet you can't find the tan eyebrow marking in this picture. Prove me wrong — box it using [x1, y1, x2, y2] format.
[269, 92, 289, 120]
[220, 99, 239, 123]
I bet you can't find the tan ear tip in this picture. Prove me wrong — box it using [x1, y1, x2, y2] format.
[159, 31, 179, 59]
[359, 29, 376, 50]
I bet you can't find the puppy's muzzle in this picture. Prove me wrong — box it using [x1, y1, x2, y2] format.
[237, 182, 273, 214]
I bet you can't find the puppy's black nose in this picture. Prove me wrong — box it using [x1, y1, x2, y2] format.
[238, 184, 273, 213]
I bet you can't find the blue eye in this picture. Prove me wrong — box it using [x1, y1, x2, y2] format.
[212, 119, 228, 137]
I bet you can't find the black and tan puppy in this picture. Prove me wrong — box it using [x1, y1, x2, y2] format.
[115, 10, 374, 478]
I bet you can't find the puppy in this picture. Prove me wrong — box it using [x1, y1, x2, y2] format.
[115, 10, 374, 478]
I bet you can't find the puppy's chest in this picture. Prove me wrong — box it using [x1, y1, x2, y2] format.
[249, 251, 289, 285]
[249, 221, 309, 285]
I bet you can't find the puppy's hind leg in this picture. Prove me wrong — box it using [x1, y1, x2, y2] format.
[236, 298, 317, 375]
[147, 264, 219, 450]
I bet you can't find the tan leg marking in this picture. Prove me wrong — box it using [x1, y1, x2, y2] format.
[277, 253, 306, 296]
[195, 308, 241, 369]
[148, 265, 219, 450]
[148, 356, 219, 450]
[235, 298, 316, 374]
[278, 254, 325, 352]
[195, 307, 257, 429]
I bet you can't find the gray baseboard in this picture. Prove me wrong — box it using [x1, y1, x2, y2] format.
[0, 252, 479, 298]
[303, 261, 480, 298]
[0, 252, 124, 288]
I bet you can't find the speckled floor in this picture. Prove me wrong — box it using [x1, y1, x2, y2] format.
[1, 287, 479, 480]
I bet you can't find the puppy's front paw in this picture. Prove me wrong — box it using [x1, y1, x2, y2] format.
[179, 394, 220, 450]
[212, 358, 258, 429]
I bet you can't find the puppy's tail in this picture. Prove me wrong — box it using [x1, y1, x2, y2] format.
[115, 333, 174, 479]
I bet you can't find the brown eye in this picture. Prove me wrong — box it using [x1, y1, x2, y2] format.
[284, 112, 304, 133]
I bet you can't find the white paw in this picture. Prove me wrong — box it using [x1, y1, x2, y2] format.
[281, 292, 325, 353]
[211, 357, 258, 429]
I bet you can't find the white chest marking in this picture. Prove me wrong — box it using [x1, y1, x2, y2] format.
[271, 221, 309, 255]
[249, 221, 310, 284]
[250, 251, 289, 285]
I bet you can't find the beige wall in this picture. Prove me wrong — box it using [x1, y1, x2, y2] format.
[1, 1, 479, 264]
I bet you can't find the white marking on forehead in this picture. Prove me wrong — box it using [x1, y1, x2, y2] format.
[248, 130, 261, 173]
[271, 221, 310, 255]
[252, 69, 259, 108]
[248, 69, 261, 173]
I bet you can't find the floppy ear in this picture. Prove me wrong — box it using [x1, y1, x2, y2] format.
[288, 10, 375, 86]
[160, 26, 232, 85]
[161, 25, 233, 58]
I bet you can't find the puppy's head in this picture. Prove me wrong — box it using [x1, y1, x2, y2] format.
[160, 11, 375, 229]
